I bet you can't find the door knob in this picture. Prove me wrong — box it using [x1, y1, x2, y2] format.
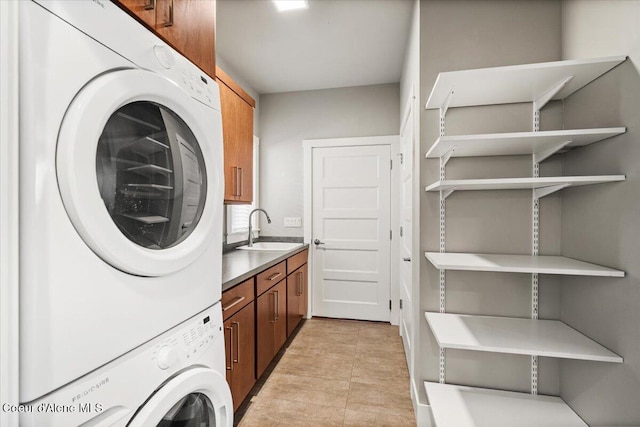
[313, 239, 325, 245]
[403, 257, 411, 262]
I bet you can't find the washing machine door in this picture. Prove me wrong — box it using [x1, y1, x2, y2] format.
[57, 68, 221, 276]
[128, 368, 232, 427]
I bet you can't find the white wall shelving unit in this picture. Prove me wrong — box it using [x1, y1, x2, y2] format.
[424, 382, 588, 427]
[425, 312, 623, 363]
[424, 55, 627, 426]
[424, 252, 625, 277]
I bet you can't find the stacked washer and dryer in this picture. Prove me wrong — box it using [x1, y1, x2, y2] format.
[18, 1, 232, 425]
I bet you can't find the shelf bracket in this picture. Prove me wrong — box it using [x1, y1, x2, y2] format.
[533, 75, 574, 112]
[440, 146, 456, 169]
[439, 88, 455, 137]
[440, 189, 455, 200]
[533, 141, 572, 163]
[533, 183, 570, 199]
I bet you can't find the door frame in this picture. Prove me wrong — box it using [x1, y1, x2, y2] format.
[302, 135, 400, 325]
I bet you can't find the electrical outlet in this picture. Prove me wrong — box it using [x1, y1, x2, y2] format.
[284, 217, 302, 228]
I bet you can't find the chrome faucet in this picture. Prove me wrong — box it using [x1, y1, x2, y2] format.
[247, 209, 271, 247]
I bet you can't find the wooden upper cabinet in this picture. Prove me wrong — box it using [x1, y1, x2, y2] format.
[114, 0, 216, 79]
[217, 66, 255, 204]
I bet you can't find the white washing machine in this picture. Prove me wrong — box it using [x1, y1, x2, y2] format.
[19, 1, 225, 403]
[21, 303, 233, 427]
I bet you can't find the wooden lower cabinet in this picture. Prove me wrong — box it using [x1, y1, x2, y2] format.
[223, 301, 256, 411]
[256, 280, 287, 378]
[287, 263, 308, 336]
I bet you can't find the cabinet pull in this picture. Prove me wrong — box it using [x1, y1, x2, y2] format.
[162, 0, 174, 27]
[274, 290, 279, 321]
[270, 292, 276, 323]
[144, 0, 156, 10]
[225, 326, 233, 371]
[297, 271, 303, 296]
[223, 296, 246, 312]
[267, 272, 282, 281]
[232, 321, 240, 364]
[233, 166, 241, 196]
[238, 167, 243, 197]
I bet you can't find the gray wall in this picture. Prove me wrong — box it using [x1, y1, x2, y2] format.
[560, 1, 640, 425]
[418, 0, 563, 403]
[258, 84, 400, 237]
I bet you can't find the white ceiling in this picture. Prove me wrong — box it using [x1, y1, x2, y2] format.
[216, 0, 413, 94]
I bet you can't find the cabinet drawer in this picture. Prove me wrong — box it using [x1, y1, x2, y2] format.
[256, 261, 286, 296]
[222, 278, 254, 321]
[287, 249, 309, 275]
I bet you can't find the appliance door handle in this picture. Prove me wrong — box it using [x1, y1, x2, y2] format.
[225, 326, 233, 371]
[232, 321, 240, 364]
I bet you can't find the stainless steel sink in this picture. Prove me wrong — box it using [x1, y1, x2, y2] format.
[237, 242, 303, 252]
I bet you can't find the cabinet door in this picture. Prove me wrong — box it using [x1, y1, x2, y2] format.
[219, 80, 254, 204]
[155, 0, 216, 78]
[230, 301, 256, 411]
[256, 285, 277, 377]
[287, 264, 308, 336]
[116, 0, 157, 27]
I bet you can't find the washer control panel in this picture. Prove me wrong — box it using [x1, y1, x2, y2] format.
[151, 312, 217, 370]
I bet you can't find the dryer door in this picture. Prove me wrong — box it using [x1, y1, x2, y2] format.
[128, 368, 233, 427]
[57, 69, 221, 276]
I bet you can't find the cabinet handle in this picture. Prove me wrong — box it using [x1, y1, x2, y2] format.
[232, 321, 240, 364]
[233, 166, 241, 196]
[238, 167, 243, 197]
[144, 0, 156, 10]
[225, 326, 233, 371]
[270, 292, 276, 323]
[162, 0, 174, 27]
[223, 296, 246, 312]
[274, 290, 279, 321]
[297, 271, 303, 296]
[267, 272, 282, 281]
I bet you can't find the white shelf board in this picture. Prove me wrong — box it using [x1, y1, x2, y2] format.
[424, 252, 624, 277]
[425, 127, 626, 159]
[424, 312, 622, 363]
[425, 55, 626, 109]
[425, 175, 625, 193]
[424, 382, 587, 427]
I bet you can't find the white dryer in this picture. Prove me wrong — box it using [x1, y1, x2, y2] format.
[19, 1, 225, 403]
[21, 303, 233, 427]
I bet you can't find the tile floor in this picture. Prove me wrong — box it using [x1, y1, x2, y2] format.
[237, 318, 416, 427]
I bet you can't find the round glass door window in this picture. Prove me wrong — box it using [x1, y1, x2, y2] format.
[96, 102, 207, 249]
[157, 393, 216, 426]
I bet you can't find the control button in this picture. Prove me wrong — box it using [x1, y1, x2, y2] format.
[153, 45, 175, 69]
[156, 345, 178, 370]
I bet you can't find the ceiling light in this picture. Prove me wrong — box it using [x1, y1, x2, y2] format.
[273, 0, 308, 12]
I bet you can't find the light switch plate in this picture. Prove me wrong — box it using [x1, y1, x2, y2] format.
[284, 217, 302, 228]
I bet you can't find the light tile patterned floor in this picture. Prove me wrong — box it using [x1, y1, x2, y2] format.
[238, 318, 416, 427]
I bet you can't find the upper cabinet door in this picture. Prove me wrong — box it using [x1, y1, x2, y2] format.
[217, 67, 255, 204]
[114, 0, 216, 79]
[155, 0, 216, 78]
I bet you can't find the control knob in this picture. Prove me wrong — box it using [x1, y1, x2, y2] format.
[156, 345, 178, 370]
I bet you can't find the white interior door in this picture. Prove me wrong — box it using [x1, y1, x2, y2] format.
[399, 98, 415, 367]
[312, 144, 391, 322]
